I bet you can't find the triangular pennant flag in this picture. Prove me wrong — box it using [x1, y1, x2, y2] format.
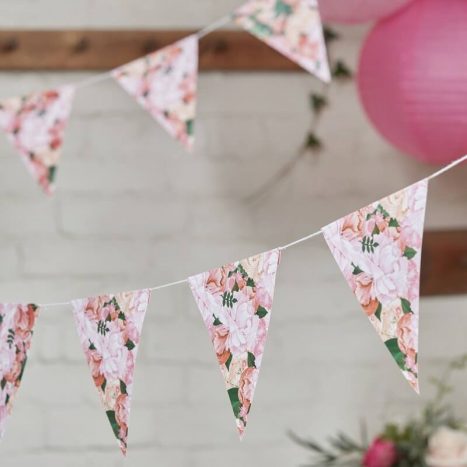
[71, 290, 150, 455]
[322, 180, 428, 393]
[188, 249, 280, 438]
[234, 0, 330, 82]
[0, 85, 75, 194]
[112, 35, 198, 151]
[0, 304, 40, 439]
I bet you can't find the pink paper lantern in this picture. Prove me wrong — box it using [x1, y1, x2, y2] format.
[318, 0, 413, 24]
[358, 0, 467, 165]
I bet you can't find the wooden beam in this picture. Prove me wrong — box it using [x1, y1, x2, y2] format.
[0, 29, 303, 71]
[421, 230, 467, 296]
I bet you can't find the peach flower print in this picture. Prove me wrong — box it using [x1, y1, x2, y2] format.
[0, 304, 40, 439]
[188, 249, 280, 438]
[72, 289, 150, 455]
[0, 86, 75, 194]
[112, 35, 198, 150]
[235, 0, 330, 82]
[323, 180, 428, 393]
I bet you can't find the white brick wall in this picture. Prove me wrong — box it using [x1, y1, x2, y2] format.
[0, 2, 466, 466]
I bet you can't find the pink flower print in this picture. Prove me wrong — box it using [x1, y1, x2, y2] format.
[0, 304, 40, 439]
[72, 290, 150, 455]
[112, 35, 198, 150]
[235, 0, 330, 82]
[0, 85, 75, 194]
[189, 249, 280, 438]
[323, 181, 427, 392]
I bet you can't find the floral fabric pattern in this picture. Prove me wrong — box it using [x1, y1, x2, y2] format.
[112, 35, 198, 151]
[322, 180, 428, 393]
[0, 304, 40, 439]
[0, 86, 75, 194]
[71, 290, 151, 455]
[188, 249, 280, 438]
[235, 0, 330, 82]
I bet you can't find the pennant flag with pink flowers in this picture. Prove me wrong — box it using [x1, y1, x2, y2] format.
[0, 85, 75, 195]
[234, 0, 330, 82]
[71, 290, 151, 455]
[322, 180, 429, 393]
[0, 304, 40, 439]
[188, 249, 281, 438]
[112, 35, 198, 151]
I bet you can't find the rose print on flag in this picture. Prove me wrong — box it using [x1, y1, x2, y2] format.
[235, 0, 330, 82]
[322, 180, 428, 393]
[112, 35, 198, 151]
[0, 85, 75, 194]
[72, 290, 150, 455]
[188, 249, 280, 438]
[0, 304, 40, 439]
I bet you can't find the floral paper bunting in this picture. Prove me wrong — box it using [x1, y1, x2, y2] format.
[0, 304, 40, 439]
[112, 35, 198, 151]
[322, 180, 428, 393]
[235, 0, 330, 82]
[71, 290, 151, 455]
[188, 249, 280, 438]
[0, 86, 75, 194]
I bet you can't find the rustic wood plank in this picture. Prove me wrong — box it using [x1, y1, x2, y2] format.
[0, 29, 302, 71]
[421, 230, 467, 296]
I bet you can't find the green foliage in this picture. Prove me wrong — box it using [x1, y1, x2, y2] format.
[106, 410, 121, 441]
[225, 354, 233, 371]
[332, 60, 353, 80]
[323, 26, 340, 44]
[374, 302, 383, 321]
[305, 132, 322, 151]
[213, 314, 223, 326]
[125, 339, 135, 351]
[275, 0, 293, 16]
[120, 380, 127, 395]
[351, 263, 363, 275]
[292, 354, 467, 467]
[310, 93, 328, 114]
[7, 329, 15, 349]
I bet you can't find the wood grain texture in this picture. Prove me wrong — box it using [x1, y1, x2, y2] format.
[0, 29, 302, 71]
[421, 230, 467, 296]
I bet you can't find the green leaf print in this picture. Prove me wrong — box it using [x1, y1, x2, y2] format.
[222, 292, 238, 308]
[101, 379, 107, 393]
[48, 166, 56, 183]
[186, 119, 194, 136]
[360, 236, 379, 254]
[403, 247, 417, 260]
[118, 311, 126, 321]
[225, 354, 233, 371]
[0, 378, 6, 390]
[125, 339, 136, 351]
[228, 387, 242, 418]
[247, 352, 257, 368]
[246, 278, 255, 288]
[88, 340, 96, 351]
[389, 218, 400, 228]
[250, 17, 274, 37]
[274, 0, 293, 16]
[351, 263, 363, 275]
[7, 329, 15, 348]
[385, 338, 407, 371]
[256, 306, 268, 319]
[106, 410, 121, 441]
[374, 302, 383, 321]
[120, 380, 128, 395]
[213, 314, 222, 326]
[401, 298, 413, 314]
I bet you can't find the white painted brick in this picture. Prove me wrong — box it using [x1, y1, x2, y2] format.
[59, 197, 187, 238]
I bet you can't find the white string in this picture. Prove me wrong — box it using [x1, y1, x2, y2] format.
[197, 15, 233, 39]
[426, 154, 467, 181]
[279, 229, 323, 250]
[34, 146, 467, 309]
[65, 13, 233, 92]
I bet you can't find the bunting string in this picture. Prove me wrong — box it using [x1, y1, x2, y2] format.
[37, 153, 467, 310]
